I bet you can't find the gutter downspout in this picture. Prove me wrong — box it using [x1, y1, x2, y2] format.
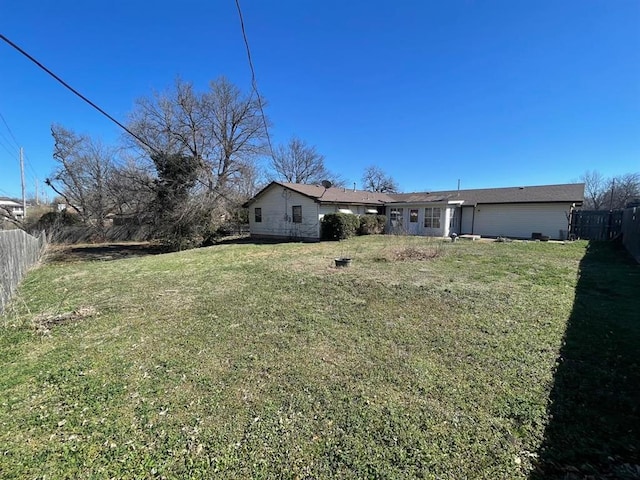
[317, 201, 321, 239]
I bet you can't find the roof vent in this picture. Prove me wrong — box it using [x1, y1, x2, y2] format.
[519, 187, 525, 190]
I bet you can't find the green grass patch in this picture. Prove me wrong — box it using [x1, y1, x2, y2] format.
[1, 237, 636, 478]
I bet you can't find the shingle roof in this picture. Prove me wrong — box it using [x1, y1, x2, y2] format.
[388, 183, 584, 205]
[245, 182, 585, 208]
[247, 181, 395, 206]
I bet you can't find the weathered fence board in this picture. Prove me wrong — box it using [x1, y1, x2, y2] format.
[570, 210, 623, 241]
[622, 207, 640, 263]
[0, 230, 47, 314]
[570, 208, 640, 263]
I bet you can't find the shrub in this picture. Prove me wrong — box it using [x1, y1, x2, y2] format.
[34, 210, 80, 230]
[321, 213, 360, 241]
[359, 214, 386, 235]
[200, 222, 243, 247]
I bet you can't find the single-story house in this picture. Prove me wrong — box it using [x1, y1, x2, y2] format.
[243, 181, 393, 241]
[244, 181, 584, 241]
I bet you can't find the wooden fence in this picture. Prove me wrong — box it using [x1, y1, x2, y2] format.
[570, 210, 624, 241]
[622, 207, 640, 263]
[570, 208, 640, 263]
[0, 229, 47, 314]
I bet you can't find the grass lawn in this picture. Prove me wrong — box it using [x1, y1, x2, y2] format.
[1, 236, 638, 479]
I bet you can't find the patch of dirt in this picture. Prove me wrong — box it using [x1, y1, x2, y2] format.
[391, 246, 444, 261]
[32, 306, 98, 335]
[46, 242, 166, 263]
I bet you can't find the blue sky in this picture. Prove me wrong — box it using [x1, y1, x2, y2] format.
[1, 0, 638, 200]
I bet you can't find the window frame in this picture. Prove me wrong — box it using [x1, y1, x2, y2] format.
[424, 207, 441, 229]
[292, 205, 302, 223]
[254, 207, 262, 223]
[390, 207, 404, 224]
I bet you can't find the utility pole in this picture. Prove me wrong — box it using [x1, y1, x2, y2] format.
[20, 147, 26, 219]
[609, 178, 615, 210]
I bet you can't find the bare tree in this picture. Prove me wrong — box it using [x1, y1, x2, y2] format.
[609, 172, 640, 209]
[107, 155, 156, 220]
[270, 136, 342, 185]
[125, 77, 270, 246]
[46, 124, 116, 237]
[362, 165, 399, 193]
[580, 170, 607, 210]
[579, 170, 640, 210]
[127, 77, 268, 199]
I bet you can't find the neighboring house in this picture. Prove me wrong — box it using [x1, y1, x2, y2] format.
[0, 197, 25, 220]
[244, 182, 585, 241]
[388, 183, 584, 240]
[243, 182, 393, 241]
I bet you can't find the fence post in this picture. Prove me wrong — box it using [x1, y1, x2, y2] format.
[0, 230, 46, 314]
[571, 208, 640, 263]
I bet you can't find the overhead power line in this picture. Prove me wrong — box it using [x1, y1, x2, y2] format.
[0, 109, 39, 182]
[0, 111, 21, 149]
[233, 0, 276, 161]
[0, 131, 18, 155]
[0, 33, 160, 156]
[0, 140, 18, 163]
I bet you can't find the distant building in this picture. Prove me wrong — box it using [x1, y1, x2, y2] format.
[0, 197, 25, 220]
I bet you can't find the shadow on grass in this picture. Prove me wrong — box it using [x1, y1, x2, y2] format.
[532, 241, 640, 479]
[213, 235, 318, 246]
[46, 243, 167, 263]
[45, 236, 313, 263]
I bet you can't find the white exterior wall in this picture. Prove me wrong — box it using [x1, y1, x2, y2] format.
[248, 187, 385, 240]
[472, 203, 572, 239]
[460, 206, 474, 234]
[386, 204, 448, 237]
[249, 186, 574, 241]
[319, 204, 368, 216]
[249, 187, 321, 240]
[318, 205, 336, 217]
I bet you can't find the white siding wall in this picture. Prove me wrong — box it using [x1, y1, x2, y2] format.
[249, 187, 320, 240]
[472, 203, 571, 239]
[460, 206, 474, 234]
[322, 204, 373, 215]
[318, 205, 337, 218]
[386, 204, 448, 237]
[249, 188, 573, 241]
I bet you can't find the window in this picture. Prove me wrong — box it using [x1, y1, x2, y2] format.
[409, 209, 418, 223]
[424, 207, 441, 228]
[292, 205, 302, 223]
[254, 207, 262, 223]
[390, 208, 403, 224]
